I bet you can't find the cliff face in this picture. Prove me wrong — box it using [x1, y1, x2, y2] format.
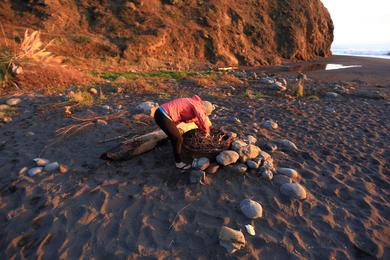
[0, 0, 333, 69]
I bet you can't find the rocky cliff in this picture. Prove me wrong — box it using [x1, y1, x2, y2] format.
[0, 0, 333, 69]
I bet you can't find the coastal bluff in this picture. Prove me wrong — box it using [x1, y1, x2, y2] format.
[0, 0, 333, 68]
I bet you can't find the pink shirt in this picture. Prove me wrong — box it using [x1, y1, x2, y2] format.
[161, 95, 211, 133]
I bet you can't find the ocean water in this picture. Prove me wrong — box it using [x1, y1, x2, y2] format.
[332, 43, 390, 59]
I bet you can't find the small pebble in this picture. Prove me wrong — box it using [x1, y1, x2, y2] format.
[240, 199, 263, 219]
[89, 87, 98, 95]
[280, 183, 307, 200]
[44, 162, 59, 172]
[3, 117, 12, 123]
[97, 119, 108, 126]
[245, 224, 256, 236]
[261, 170, 273, 181]
[33, 158, 50, 167]
[6, 98, 22, 106]
[192, 157, 210, 171]
[273, 175, 292, 185]
[19, 167, 28, 175]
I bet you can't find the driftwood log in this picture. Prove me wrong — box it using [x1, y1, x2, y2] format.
[101, 122, 198, 161]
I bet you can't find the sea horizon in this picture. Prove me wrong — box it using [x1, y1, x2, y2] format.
[332, 43, 390, 59]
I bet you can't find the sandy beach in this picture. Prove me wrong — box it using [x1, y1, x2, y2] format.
[0, 55, 389, 259]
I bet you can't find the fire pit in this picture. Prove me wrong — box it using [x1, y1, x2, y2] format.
[182, 128, 234, 159]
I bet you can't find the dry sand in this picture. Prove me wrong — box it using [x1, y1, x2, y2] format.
[0, 56, 389, 259]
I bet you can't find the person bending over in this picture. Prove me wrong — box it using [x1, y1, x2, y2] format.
[154, 95, 214, 170]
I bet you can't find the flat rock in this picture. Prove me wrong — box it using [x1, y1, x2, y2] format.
[262, 119, 278, 130]
[261, 170, 273, 181]
[206, 163, 220, 174]
[273, 175, 292, 185]
[136, 101, 159, 116]
[276, 168, 299, 179]
[275, 139, 298, 151]
[44, 162, 60, 172]
[238, 144, 261, 162]
[33, 158, 50, 167]
[280, 183, 307, 200]
[219, 226, 246, 254]
[231, 140, 247, 152]
[246, 160, 260, 169]
[325, 92, 340, 98]
[245, 224, 256, 236]
[192, 157, 210, 171]
[190, 170, 206, 184]
[28, 167, 43, 177]
[216, 150, 239, 166]
[6, 98, 22, 106]
[240, 199, 263, 219]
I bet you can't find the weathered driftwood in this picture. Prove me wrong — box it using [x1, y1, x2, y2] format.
[101, 122, 198, 161]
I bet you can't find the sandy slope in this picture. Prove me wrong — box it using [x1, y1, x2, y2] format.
[0, 56, 389, 259]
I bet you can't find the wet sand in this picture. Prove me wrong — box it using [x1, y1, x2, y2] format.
[0, 56, 389, 259]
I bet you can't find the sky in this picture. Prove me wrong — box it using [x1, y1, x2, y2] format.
[321, 0, 390, 48]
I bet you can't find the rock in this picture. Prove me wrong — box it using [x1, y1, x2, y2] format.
[246, 135, 257, 144]
[275, 139, 298, 151]
[233, 117, 241, 124]
[276, 168, 299, 179]
[136, 101, 159, 116]
[28, 167, 43, 177]
[245, 224, 256, 236]
[273, 175, 292, 185]
[59, 164, 69, 174]
[240, 199, 263, 219]
[262, 119, 278, 130]
[238, 144, 261, 162]
[325, 92, 340, 98]
[33, 158, 50, 167]
[26, 131, 35, 136]
[259, 151, 272, 162]
[232, 163, 248, 174]
[96, 119, 108, 126]
[260, 77, 275, 84]
[247, 160, 260, 169]
[264, 143, 278, 152]
[216, 150, 240, 166]
[192, 157, 210, 171]
[102, 105, 111, 110]
[6, 98, 22, 106]
[355, 90, 385, 99]
[2, 117, 12, 123]
[206, 163, 220, 174]
[226, 131, 237, 139]
[231, 140, 247, 152]
[271, 81, 287, 91]
[261, 170, 273, 181]
[190, 170, 206, 184]
[0, 104, 10, 111]
[89, 87, 98, 95]
[19, 167, 28, 175]
[219, 226, 246, 254]
[44, 162, 59, 172]
[280, 183, 307, 200]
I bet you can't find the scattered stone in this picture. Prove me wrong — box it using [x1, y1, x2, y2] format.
[206, 163, 220, 174]
[226, 131, 237, 139]
[96, 119, 108, 126]
[2, 117, 12, 123]
[102, 105, 111, 110]
[264, 143, 278, 153]
[231, 140, 247, 152]
[89, 87, 98, 95]
[272, 81, 287, 91]
[275, 139, 298, 151]
[44, 162, 59, 172]
[136, 101, 159, 116]
[19, 167, 28, 175]
[59, 164, 69, 174]
[26, 131, 35, 136]
[273, 175, 292, 185]
[232, 163, 248, 174]
[219, 226, 246, 254]
[238, 144, 261, 162]
[246, 135, 257, 144]
[28, 167, 43, 177]
[6, 98, 22, 106]
[280, 183, 307, 200]
[190, 170, 206, 184]
[117, 104, 123, 110]
[192, 157, 210, 171]
[261, 170, 273, 181]
[240, 199, 263, 219]
[33, 158, 50, 167]
[325, 92, 340, 98]
[262, 119, 278, 130]
[259, 151, 272, 162]
[277, 168, 299, 179]
[245, 224, 256, 236]
[246, 160, 260, 169]
[233, 117, 241, 124]
[260, 77, 275, 84]
[0, 104, 10, 111]
[216, 150, 240, 166]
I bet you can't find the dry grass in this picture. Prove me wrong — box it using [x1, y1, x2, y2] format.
[218, 74, 243, 86]
[69, 90, 95, 106]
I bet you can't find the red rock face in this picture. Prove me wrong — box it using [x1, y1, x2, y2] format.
[0, 0, 333, 69]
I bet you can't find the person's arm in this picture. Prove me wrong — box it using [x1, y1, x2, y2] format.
[193, 105, 211, 133]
